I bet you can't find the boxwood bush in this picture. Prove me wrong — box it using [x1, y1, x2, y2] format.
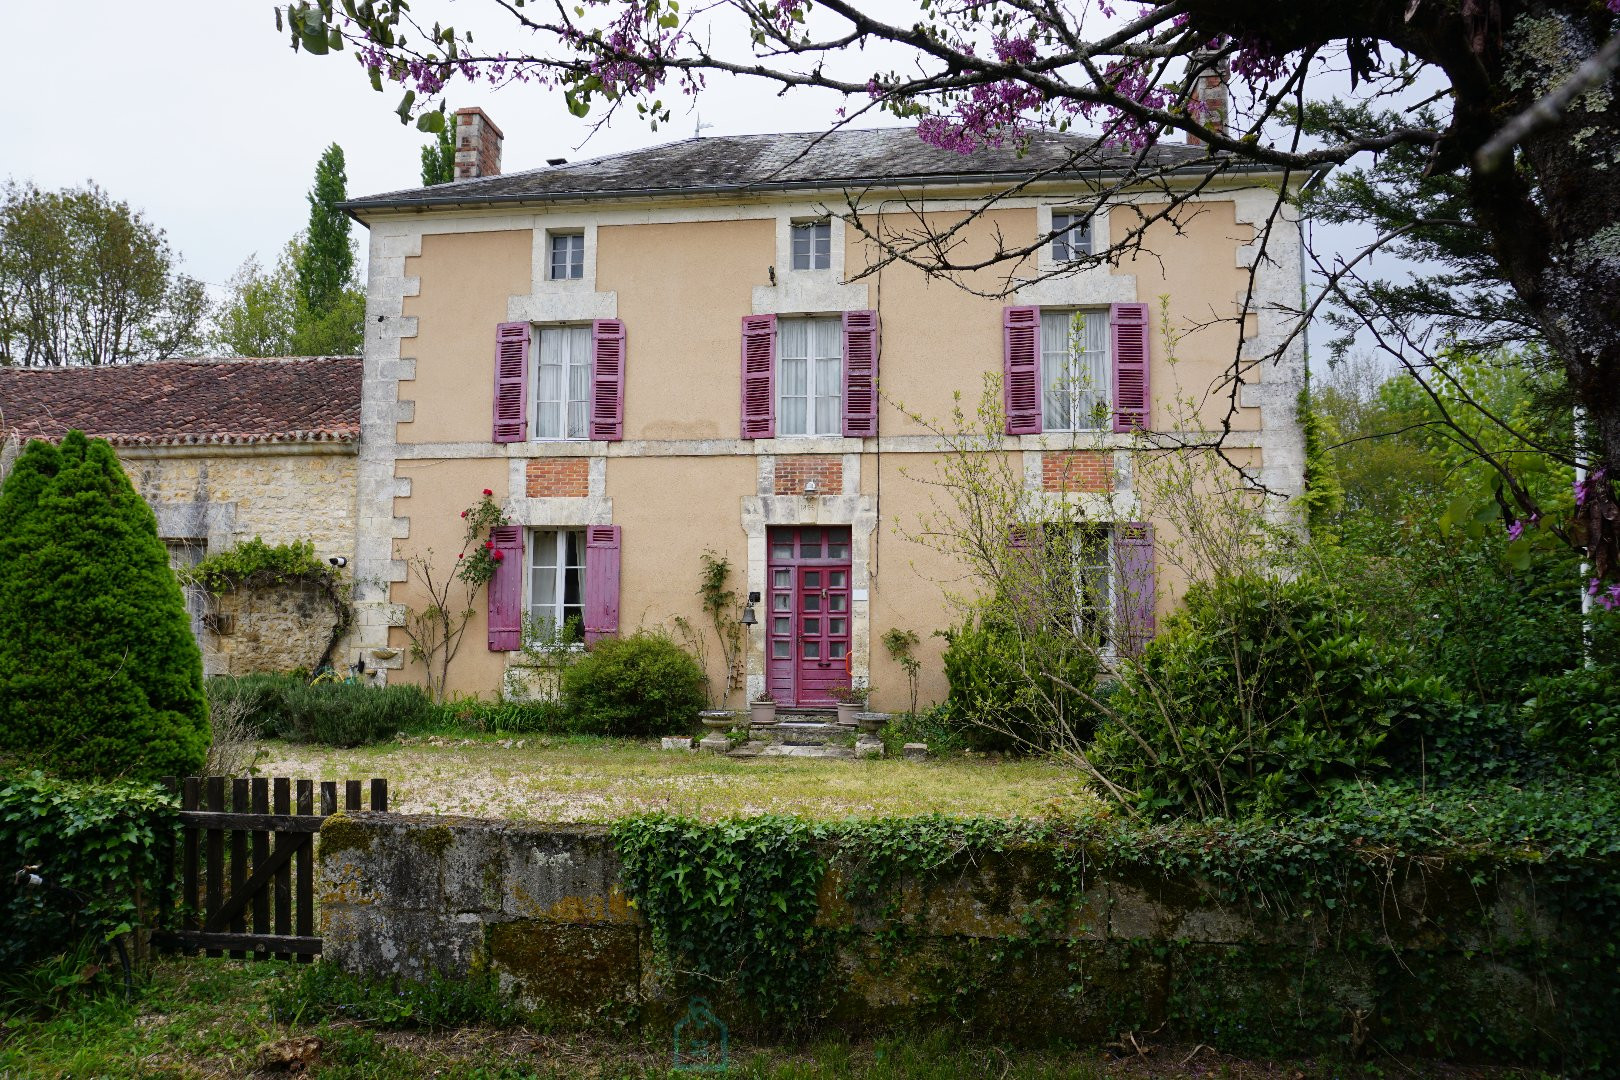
[940, 614, 1099, 753]
[559, 631, 707, 737]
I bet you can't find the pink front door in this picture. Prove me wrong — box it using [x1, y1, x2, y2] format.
[765, 526, 852, 706]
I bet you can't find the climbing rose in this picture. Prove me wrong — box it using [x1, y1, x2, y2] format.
[492, 550, 505, 562]
[482, 488, 493, 496]
[484, 540, 494, 550]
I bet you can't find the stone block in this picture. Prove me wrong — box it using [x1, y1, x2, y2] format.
[902, 743, 928, 761]
[661, 736, 695, 751]
[322, 904, 484, 982]
[486, 919, 642, 1019]
[854, 736, 884, 759]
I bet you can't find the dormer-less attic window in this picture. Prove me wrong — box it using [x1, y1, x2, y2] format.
[549, 232, 584, 280]
[1051, 212, 1092, 262]
[791, 220, 831, 270]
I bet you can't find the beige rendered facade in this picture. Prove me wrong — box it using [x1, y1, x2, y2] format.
[346, 127, 1305, 712]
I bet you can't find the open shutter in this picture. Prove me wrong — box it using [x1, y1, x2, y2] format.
[1003, 306, 1042, 435]
[1115, 522, 1155, 656]
[589, 319, 626, 441]
[842, 309, 880, 438]
[1111, 302, 1151, 433]
[493, 322, 530, 443]
[583, 524, 621, 646]
[741, 315, 776, 439]
[487, 525, 524, 651]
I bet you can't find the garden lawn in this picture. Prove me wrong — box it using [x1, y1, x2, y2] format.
[253, 734, 1093, 821]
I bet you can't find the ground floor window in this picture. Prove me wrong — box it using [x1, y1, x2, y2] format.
[528, 529, 585, 642]
[1045, 523, 1114, 648]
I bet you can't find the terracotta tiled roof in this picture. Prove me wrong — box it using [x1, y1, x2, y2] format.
[0, 357, 362, 448]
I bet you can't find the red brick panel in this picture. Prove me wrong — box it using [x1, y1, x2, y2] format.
[526, 458, 589, 498]
[1042, 451, 1113, 493]
[775, 455, 843, 496]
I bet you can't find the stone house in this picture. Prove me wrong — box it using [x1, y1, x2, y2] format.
[342, 110, 1305, 711]
[0, 356, 362, 675]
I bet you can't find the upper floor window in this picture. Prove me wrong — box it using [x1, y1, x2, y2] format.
[778, 316, 842, 436]
[1041, 310, 1110, 431]
[1051, 212, 1092, 262]
[791, 220, 831, 270]
[535, 326, 591, 439]
[549, 232, 585, 280]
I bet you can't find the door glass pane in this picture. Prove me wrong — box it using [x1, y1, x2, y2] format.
[773, 569, 791, 588]
[799, 529, 821, 556]
[803, 594, 821, 612]
[830, 641, 847, 659]
[773, 593, 790, 611]
[829, 571, 847, 588]
[802, 640, 820, 659]
[829, 618, 846, 636]
[803, 618, 820, 635]
[804, 571, 820, 587]
[773, 617, 790, 635]
[829, 594, 847, 612]
[827, 536, 850, 558]
[772, 640, 790, 658]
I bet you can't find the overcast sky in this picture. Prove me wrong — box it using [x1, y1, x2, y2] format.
[2, 0, 867, 295]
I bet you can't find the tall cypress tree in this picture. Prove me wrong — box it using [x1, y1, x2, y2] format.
[421, 113, 456, 186]
[296, 143, 354, 321]
[0, 431, 209, 781]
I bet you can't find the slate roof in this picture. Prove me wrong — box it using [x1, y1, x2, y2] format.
[0, 357, 363, 448]
[346, 125, 1232, 213]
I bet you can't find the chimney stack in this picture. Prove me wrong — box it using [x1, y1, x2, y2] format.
[454, 108, 504, 179]
[1185, 53, 1229, 145]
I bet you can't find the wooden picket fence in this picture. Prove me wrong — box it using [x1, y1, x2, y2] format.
[154, 776, 387, 961]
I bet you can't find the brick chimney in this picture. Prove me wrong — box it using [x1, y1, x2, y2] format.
[1185, 52, 1229, 145]
[454, 108, 504, 179]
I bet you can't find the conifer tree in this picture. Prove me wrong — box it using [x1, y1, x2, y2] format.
[296, 143, 353, 320]
[0, 431, 209, 780]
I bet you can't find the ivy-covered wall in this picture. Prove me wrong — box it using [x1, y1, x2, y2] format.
[318, 812, 1608, 1067]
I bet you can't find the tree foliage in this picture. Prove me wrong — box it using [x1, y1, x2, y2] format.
[297, 144, 356, 321]
[420, 111, 456, 185]
[0, 432, 209, 781]
[281, 0, 1620, 579]
[0, 182, 209, 367]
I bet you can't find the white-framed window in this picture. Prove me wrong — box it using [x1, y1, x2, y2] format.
[1041, 309, 1111, 431]
[1051, 212, 1092, 262]
[1047, 523, 1114, 648]
[534, 325, 592, 440]
[777, 315, 842, 436]
[528, 529, 586, 642]
[790, 220, 831, 270]
[548, 232, 585, 280]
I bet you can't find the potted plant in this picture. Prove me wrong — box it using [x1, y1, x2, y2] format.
[750, 692, 778, 726]
[829, 682, 869, 726]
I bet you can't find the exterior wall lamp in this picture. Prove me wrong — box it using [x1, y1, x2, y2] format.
[803, 479, 818, 496]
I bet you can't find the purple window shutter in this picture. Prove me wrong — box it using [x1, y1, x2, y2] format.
[1003, 306, 1042, 435]
[589, 319, 626, 441]
[842, 309, 880, 438]
[583, 524, 622, 646]
[740, 314, 776, 439]
[1111, 302, 1151, 433]
[1115, 522, 1156, 656]
[492, 322, 530, 443]
[487, 525, 524, 651]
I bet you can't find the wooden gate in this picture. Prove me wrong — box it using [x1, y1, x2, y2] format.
[155, 776, 387, 961]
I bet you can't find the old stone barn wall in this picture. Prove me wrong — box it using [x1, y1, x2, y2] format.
[121, 445, 359, 675]
[319, 814, 1595, 1060]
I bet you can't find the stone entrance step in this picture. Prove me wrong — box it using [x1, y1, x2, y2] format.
[758, 721, 849, 746]
[729, 741, 857, 759]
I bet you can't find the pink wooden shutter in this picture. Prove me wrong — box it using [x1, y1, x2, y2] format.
[1115, 522, 1156, 656]
[492, 322, 530, 443]
[1003, 306, 1042, 435]
[842, 309, 880, 438]
[1111, 302, 1151, 433]
[487, 525, 524, 651]
[583, 524, 621, 646]
[740, 314, 776, 439]
[589, 319, 626, 441]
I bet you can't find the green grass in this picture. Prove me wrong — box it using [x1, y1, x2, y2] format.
[252, 732, 1095, 822]
[1, 956, 1524, 1079]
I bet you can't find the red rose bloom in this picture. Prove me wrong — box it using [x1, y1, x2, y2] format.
[484, 540, 494, 549]
[482, 488, 493, 496]
[492, 550, 504, 562]
[460, 510, 468, 518]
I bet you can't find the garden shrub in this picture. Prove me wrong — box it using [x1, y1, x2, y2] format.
[560, 631, 706, 737]
[879, 703, 969, 757]
[1524, 665, 1620, 777]
[1092, 573, 1450, 817]
[436, 695, 581, 735]
[206, 675, 433, 746]
[0, 432, 208, 781]
[0, 772, 173, 971]
[205, 674, 304, 737]
[940, 614, 1098, 753]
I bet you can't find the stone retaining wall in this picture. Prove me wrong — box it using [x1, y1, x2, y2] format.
[318, 813, 1585, 1050]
